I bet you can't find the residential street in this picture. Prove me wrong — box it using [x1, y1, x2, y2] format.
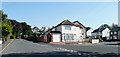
[39, 41, 120, 55]
[1, 39, 120, 57]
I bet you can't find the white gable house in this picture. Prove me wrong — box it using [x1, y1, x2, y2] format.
[86, 28, 94, 38]
[92, 27, 110, 40]
[46, 20, 86, 43]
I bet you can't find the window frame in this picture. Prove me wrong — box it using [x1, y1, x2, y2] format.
[65, 26, 71, 30]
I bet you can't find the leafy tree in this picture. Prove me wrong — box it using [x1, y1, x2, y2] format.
[2, 21, 12, 41]
[86, 27, 91, 29]
[0, 10, 2, 38]
[1, 10, 13, 42]
[111, 23, 118, 29]
[100, 24, 111, 29]
[1, 10, 34, 41]
[9, 20, 22, 39]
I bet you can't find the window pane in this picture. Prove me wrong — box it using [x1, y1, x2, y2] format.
[65, 26, 71, 30]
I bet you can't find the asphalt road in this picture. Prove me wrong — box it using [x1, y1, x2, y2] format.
[1, 39, 120, 57]
[39, 41, 120, 55]
[1, 39, 77, 55]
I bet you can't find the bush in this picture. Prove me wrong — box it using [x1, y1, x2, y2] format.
[96, 36, 100, 39]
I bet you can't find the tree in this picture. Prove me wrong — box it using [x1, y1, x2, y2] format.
[2, 23, 12, 41]
[20, 22, 33, 39]
[9, 20, 22, 39]
[111, 23, 118, 29]
[1, 10, 34, 41]
[0, 10, 2, 38]
[1, 11, 13, 41]
[100, 24, 111, 29]
[86, 27, 91, 29]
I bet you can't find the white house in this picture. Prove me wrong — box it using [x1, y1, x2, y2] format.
[46, 20, 86, 43]
[92, 27, 111, 40]
[32, 27, 40, 33]
[86, 28, 94, 38]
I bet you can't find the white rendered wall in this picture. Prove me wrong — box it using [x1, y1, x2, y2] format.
[87, 29, 94, 37]
[102, 28, 110, 37]
[60, 25, 84, 42]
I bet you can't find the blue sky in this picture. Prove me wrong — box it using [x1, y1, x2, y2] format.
[2, 2, 118, 29]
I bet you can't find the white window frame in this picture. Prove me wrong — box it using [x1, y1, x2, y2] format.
[114, 31, 117, 34]
[65, 26, 71, 30]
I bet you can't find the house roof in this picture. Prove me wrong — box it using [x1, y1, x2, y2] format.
[111, 27, 120, 31]
[56, 19, 74, 27]
[92, 28, 106, 33]
[32, 27, 39, 30]
[45, 19, 86, 34]
[86, 28, 91, 31]
[92, 29, 99, 33]
[73, 21, 86, 28]
[99, 28, 106, 32]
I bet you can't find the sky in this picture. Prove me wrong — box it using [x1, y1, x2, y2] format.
[2, 2, 118, 29]
[1, 0, 118, 2]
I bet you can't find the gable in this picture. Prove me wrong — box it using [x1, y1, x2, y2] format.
[102, 28, 110, 33]
[74, 22, 80, 25]
[73, 21, 86, 29]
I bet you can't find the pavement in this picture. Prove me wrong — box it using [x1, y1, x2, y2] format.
[0, 43, 1, 57]
[1, 39, 120, 57]
[0, 41, 2, 45]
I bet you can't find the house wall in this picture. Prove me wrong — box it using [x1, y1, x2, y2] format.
[92, 32, 102, 38]
[102, 28, 110, 37]
[56, 25, 62, 32]
[110, 31, 118, 40]
[87, 29, 94, 37]
[43, 36, 47, 42]
[73, 22, 86, 39]
[57, 25, 84, 42]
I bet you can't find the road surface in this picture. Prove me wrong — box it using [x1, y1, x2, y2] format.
[1, 39, 120, 57]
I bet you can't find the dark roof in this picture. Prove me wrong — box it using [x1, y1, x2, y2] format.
[92, 29, 99, 33]
[50, 31, 61, 33]
[32, 27, 39, 30]
[92, 28, 106, 33]
[56, 19, 74, 27]
[86, 28, 91, 31]
[99, 28, 106, 32]
[45, 19, 86, 34]
[73, 21, 86, 28]
[111, 27, 120, 31]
